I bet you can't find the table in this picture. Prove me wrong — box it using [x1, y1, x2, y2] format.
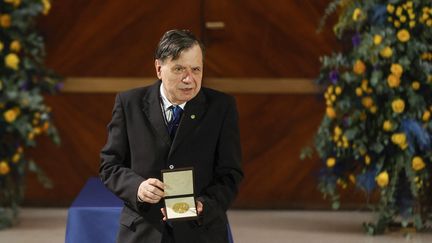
[65, 177, 122, 243]
[65, 177, 234, 243]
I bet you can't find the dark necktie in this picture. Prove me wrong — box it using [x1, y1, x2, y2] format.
[168, 106, 183, 140]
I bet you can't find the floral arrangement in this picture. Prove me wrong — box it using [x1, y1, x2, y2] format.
[0, 0, 61, 229]
[311, 0, 432, 234]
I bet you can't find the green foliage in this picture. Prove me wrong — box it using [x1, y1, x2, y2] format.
[313, 0, 432, 234]
[0, 0, 60, 229]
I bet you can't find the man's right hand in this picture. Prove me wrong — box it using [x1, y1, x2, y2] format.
[137, 178, 165, 203]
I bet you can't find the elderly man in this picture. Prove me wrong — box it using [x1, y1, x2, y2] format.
[100, 29, 243, 243]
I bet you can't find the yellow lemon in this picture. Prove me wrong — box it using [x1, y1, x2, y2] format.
[10, 40, 21, 52]
[397, 29, 410, 42]
[365, 155, 371, 165]
[411, 81, 420, 90]
[326, 107, 336, 119]
[0, 14, 12, 28]
[28, 132, 35, 140]
[412, 156, 425, 171]
[42, 0, 51, 15]
[391, 99, 405, 113]
[423, 110, 431, 121]
[0, 161, 10, 175]
[349, 174, 356, 184]
[391, 133, 406, 145]
[387, 74, 401, 88]
[383, 120, 393, 131]
[390, 63, 403, 77]
[361, 79, 369, 91]
[330, 94, 336, 102]
[326, 157, 336, 168]
[3, 108, 20, 123]
[12, 153, 20, 163]
[42, 122, 49, 132]
[373, 35, 383, 45]
[391, 133, 408, 149]
[376, 171, 389, 188]
[396, 7, 403, 16]
[353, 60, 366, 75]
[394, 21, 401, 28]
[406, 1, 413, 8]
[387, 4, 395, 13]
[5, 53, 20, 70]
[380, 46, 393, 58]
[362, 97, 373, 108]
[334, 126, 342, 137]
[352, 8, 362, 21]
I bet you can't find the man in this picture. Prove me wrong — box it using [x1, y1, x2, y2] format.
[99, 29, 243, 243]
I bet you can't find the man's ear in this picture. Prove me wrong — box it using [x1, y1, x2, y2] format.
[155, 59, 162, 79]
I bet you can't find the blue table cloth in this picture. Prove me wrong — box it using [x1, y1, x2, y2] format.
[65, 177, 122, 243]
[65, 177, 234, 243]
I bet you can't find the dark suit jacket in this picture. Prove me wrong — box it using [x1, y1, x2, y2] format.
[99, 81, 243, 243]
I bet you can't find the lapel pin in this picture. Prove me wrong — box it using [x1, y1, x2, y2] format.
[191, 114, 196, 119]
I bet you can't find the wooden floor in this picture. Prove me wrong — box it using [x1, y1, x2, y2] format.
[0, 208, 431, 243]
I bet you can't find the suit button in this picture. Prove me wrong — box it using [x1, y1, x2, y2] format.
[169, 165, 174, 169]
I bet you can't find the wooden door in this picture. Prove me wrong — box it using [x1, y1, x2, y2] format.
[39, 0, 202, 77]
[202, 0, 336, 78]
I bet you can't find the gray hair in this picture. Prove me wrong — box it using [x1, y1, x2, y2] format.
[155, 29, 205, 62]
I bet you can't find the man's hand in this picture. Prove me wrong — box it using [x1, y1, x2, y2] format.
[160, 200, 203, 221]
[137, 178, 165, 203]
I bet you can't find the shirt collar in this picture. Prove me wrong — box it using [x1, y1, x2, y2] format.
[160, 83, 186, 110]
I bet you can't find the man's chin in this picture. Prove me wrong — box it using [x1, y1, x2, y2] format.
[177, 94, 197, 103]
[179, 90, 194, 97]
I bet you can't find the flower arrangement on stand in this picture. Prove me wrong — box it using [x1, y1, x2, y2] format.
[0, 0, 61, 229]
[309, 0, 432, 234]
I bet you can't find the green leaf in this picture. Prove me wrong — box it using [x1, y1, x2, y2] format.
[300, 147, 313, 160]
[28, 160, 53, 189]
[344, 128, 358, 140]
[370, 70, 382, 87]
[371, 142, 384, 154]
[331, 201, 340, 210]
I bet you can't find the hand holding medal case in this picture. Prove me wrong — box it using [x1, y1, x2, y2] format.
[162, 167, 198, 221]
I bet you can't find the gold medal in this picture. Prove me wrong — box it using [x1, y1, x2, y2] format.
[172, 202, 190, 213]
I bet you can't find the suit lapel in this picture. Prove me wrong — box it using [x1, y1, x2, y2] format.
[142, 81, 172, 146]
[169, 90, 207, 158]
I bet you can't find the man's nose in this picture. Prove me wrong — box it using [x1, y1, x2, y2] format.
[182, 71, 193, 83]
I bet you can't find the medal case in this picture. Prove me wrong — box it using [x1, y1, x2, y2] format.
[161, 167, 198, 221]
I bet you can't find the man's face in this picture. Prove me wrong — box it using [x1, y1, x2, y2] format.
[155, 44, 203, 104]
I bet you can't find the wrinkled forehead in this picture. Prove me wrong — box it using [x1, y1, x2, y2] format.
[163, 45, 204, 66]
[162, 43, 203, 60]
